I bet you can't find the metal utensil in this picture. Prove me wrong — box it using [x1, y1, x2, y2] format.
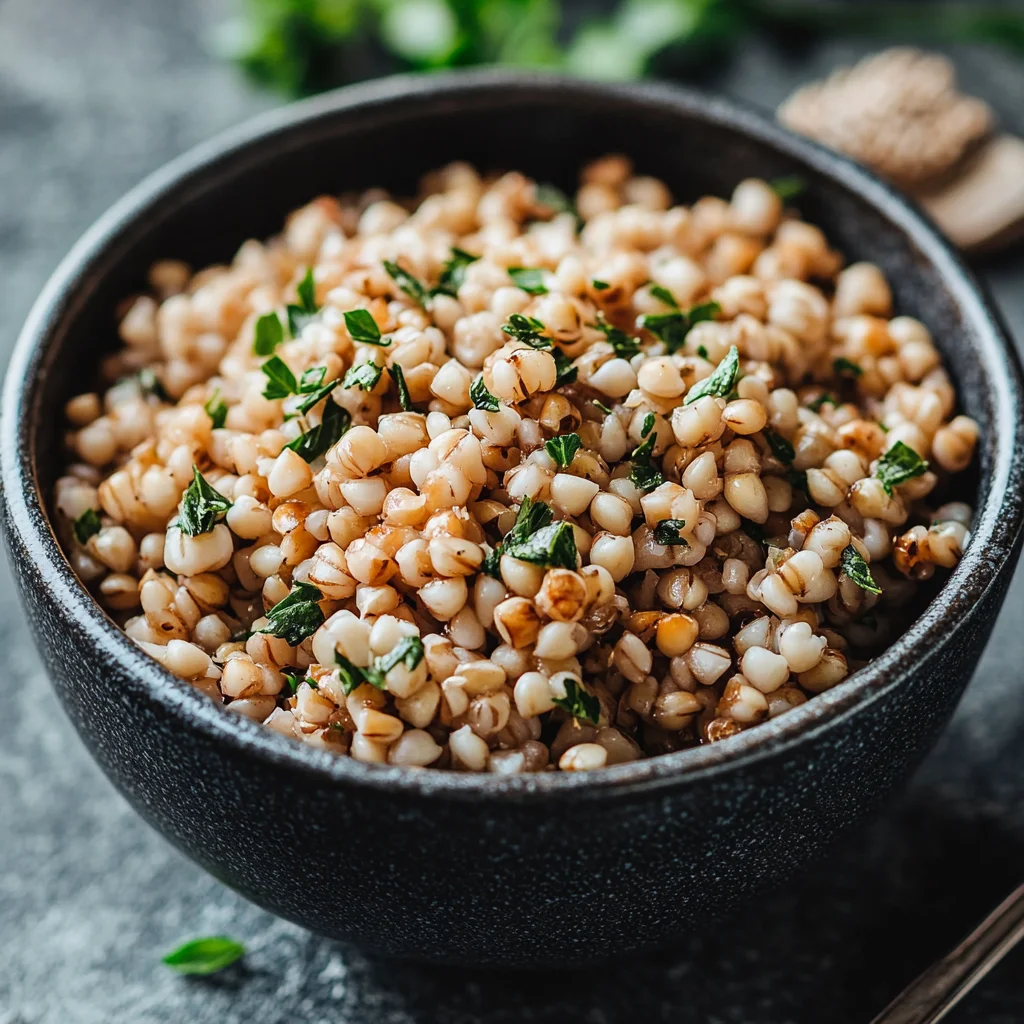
[871, 883, 1024, 1024]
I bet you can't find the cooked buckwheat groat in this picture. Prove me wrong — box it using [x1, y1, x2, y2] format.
[55, 156, 978, 772]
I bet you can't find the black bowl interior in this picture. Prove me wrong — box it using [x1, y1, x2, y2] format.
[9, 71, 1024, 796]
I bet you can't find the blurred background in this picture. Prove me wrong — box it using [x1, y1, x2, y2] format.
[3, 1, 1024, 1022]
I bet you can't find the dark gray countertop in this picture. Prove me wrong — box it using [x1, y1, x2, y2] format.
[2, 2, 1024, 1021]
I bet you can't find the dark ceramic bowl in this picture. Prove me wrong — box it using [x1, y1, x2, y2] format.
[3, 71, 1023, 968]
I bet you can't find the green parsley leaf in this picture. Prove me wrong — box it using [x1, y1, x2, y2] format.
[372, 635, 425, 682]
[593, 400, 613, 416]
[343, 362, 383, 391]
[286, 267, 320, 336]
[591, 279, 610, 291]
[383, 259, 428, 305]
[508, 267, 548, 295]
[434, 247, 479, 297]
[260, 355, 298, 400]
[764, 429, 795, 465]
[507, 496, 553, 546]
[162, 936, 245, 976]
[553, 347, 577, 387]
[545, 433, 581, 468]
[640, 300, 720, 355]
[833, 357, 863, 379]
[840, 544, 883, 595]
[653, 519, 688, 546]
[470, 374, 500, 412]
[551, 678, 600, 725]
[137, 367, 170, 402]
[641, 412, 655, 437]
[807, 392, 838, 412]
[281, 668, 304, 695]
[501, 313, 549, 348]
[204, 389, 228, 429]
[684, 346, 741, 405]
[344, 309, 389, 346]
[696, 345, 708, 359]
[629, 432, 663, 493]
[593, 312, 640, 360]
[335, 651, 377, 695]
[649, 284, 679, 308]
[286, 399, 351, 463]
[299, 367, 326, 391]
[875, 441, 929, 496]
[73, 508, 102, 545]
[294, 377, 338, 416]
[257, 581, 324, 646]
[390, 363, 412, 410]
[769, 175, 807, 201]
[503, 520, 578, 571]
[253, 311, 285, 355]
[684, 345, 740, 406]
[534, 182, 579, 225]
[179, 467, 232, 537]
[480, 546, 503, 580]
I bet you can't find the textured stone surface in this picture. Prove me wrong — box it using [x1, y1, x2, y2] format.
[1, 2, 1024, 1020]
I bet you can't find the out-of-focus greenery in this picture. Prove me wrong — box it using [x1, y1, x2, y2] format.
[214, 0, 1024, 95]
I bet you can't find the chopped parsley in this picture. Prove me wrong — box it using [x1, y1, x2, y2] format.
[260, 355, 300, 400]
[503, 520, 578, 571]
[807, 392, 838, 412]
[649, 284, 679, 308]
[179, 467, 232, 537]
[285, 399, 351, 462]
[73, 508, 102, 545]
[434, 247, 479, 297]
[833, 357, 863, 379]
[507, 267, 548, 294]
[260, 358, 336, 412]
[534, 182, 578, 222]
[593, 400, 614, 416]
[875, 441, 929, 496]
[480, 546, 503, 580]
[137, 367, 170, 402]
[286, 267, 320, 336]
[653, 519, 688, 546]
[840, 544, 883, 595]
[344, 309, 389, 346]
[640, 300, 721, 355]
[769, 175, 807, 201]
[390, 363, 412, 410]
[553, 347, 578, 387]
[591, 279, 610, 291]
[335, 636, 425, 694]
[684, 344, 740, 406]
[204, 389, 228, 429]
[162, 937, 245, 976]
[383, 260, 428, 305]
[551, 678, 600, 725]
[281, 668, 307, 694]
[641, 412, 655, 437]
[253, 311, 285, 355]
[470, 374, 500, 412]
[501, 313, 549, 347]
[593, 312, 640, 360]
[764, 429, 795, 465]
[343, 362, 383, 391]
[545, 433, 581, 468]
[696, 344, 709, 359]
[257, 581, 324, 646]
[629, 432, 663, 493]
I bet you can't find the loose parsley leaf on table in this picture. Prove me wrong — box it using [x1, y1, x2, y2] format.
[162, 936, 245, 976]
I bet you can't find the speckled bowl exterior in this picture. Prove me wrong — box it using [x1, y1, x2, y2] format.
[3, 72, 1023, 967]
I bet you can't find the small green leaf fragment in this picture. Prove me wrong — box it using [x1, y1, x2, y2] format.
[684, 345, 740, 405]
[508, 267, 548, 295]
[840, 544, 883, 595]
[253, 312, 285, 355]
[73, 508, 102, 545]
[551, 678, 600, 725]
[544, 433, 582, 468]
[470, 374, 500, 412]
[344, 309, 387, 346]
[162, 936, 245, 976]
[179, 467, 232, 537]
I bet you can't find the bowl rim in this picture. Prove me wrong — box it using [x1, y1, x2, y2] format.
[3, 68, 1023, 802]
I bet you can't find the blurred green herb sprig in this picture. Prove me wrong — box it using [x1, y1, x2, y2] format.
[216, 0, 1024, 96]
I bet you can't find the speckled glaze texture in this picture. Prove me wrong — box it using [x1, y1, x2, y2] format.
[2, 72, 1023, 968]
